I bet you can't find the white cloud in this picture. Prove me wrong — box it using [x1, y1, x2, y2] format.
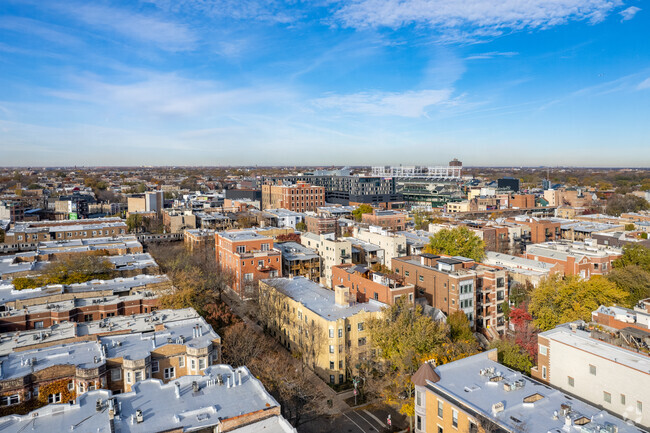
[50, 3, 198, 51]
[49, 74, 296, 118]
[313, 89, 453, 117]
[638, 77, 650, 90]
[0, 16, 81, 46]
[465, 51, 518, 60]
[144, 0, 299, 24]
[619, 6, 641, 21]
[333, 0, 622, 36]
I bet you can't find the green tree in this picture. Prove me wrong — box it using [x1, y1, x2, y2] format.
[447, 311, 474, 342]
[295, 221, 307, 232]
[624, 223, 636, 231]
[605, 194, 650, 216]
[126, 214, 144, 233]
[352, 204, 374, 222]
[489, 339, 533, 375]
[613, 244, 650, 272]
[529, 274, 628, 331]
[607, 266, 650, 307]
[425, 226, 485, 261]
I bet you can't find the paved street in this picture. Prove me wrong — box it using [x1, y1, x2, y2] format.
[298, 404, 408, 433]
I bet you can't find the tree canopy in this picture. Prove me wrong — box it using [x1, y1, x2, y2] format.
[529, 274, 628, 331]
[613, 244, 650, 272]
[424, 226, 485, 261]
[605, 194, 650, 216]
[352, 204, 374, 222]
[13, 255, 114, 290]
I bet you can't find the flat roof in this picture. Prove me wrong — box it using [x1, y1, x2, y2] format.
[217, 230, 272, 242]
[274, 242, 319, 261]
[0, 365, 293, 433]
[262, 277, 386, 321]
[428, 350, 642, 433]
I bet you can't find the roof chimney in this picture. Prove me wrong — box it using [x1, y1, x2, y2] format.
[334, 285, 351, 307]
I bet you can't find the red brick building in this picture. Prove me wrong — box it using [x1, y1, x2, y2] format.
[392, 254, 508, 339]
[262, 182, 325, 212]
[331, 263, 415, 305]
[361, 209, 406, 231]
[215, 230, 282, 296]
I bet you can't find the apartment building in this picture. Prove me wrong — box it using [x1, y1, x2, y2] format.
[183, 228, 215, 253]
[0, 365, 294, 433]
[484, 251, 561, 287]
[3, 218, 128, 246]
[331, 264, 415, 305]
[0, 309, 221, 416]
[261, 182, 325, 212]
[532, 322, 649, 428]
[162, 210, 197, 232]
[591, 303, 650, 332]
[127, 191, 163, 215]
[524, 240, 622, 278]
[544, 188, 594, 208]
[274, 241, 321, 282]
[305, 214, 338, 235]
[361, 209, 407, 231]
[263, 208, 305, 228]
[393, 254, 508, 338]
[259, 277, 385, 385]
[414, 349, 639, 433]
[354, 226, 407, 268]
[215, 230, 282, 295]
[300, 232, 352, 288]
[507, 216, 562, 244]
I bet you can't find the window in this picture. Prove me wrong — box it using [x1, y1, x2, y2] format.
[438, 427, 444, 433]
[330, 361, 335, 370]
[236, 245, 246, 254]
[338, 328, 343, 338]
[358, 322, 365, 332]
[567, 376, 574, 387]
[126, 371, 132, 384]
[438, 400, 443, 418]
[191, 359, 196, 370]
[452, 409, 458, 428]
[330, 375, 335, 384]
[419, 275, 424, 282]
[358, 337, 366, 346]
[84, 314, 93, 322]
[164, 367, 176, 379]
[68, 381, 74, 391]
[329, 345, 335, 354]
[1, 394, 20, 406]
[589, 364, 596, 375]
[604, 391, 611, 403]
[152, 361, 159, 373]
[339, 374, 344, 383]
[78, 383, 85, 393]
[416, 390, 422, 407]
[135, 371, 143, 382]
[111, 368, 121, 381]
[261, 243, 270, 251]
[329, 328, 334, 338]
[416, 415, 422, 430]
[339, 360, 343, 369]
[539, 345, 548, 356]
[637, 401, 643, 413]
[48, 393, 62, 404]
[374, 292, 378, 300]
[199, 358, 206, 370]
[244, 273, 253, 281]
[258, 260, 264, 267]
[179, 356, 185, 367]
[34, 321, 44, 329]
[405, 271, 410, 277]
[621, 394, 626, 405]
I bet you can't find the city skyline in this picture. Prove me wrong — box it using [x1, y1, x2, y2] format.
[1, 0, 648, 166]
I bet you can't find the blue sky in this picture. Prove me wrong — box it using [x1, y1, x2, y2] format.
[0, 0, 648, 167]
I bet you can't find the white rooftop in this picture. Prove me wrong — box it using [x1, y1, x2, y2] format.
[262, 277, 386, 320]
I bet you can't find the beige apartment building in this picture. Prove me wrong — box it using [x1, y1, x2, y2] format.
[300, 232, 352, 288]
[354, 226, 407, 268]
[259, 277, 385, 385]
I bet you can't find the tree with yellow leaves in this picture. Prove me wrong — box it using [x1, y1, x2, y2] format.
[529, 274, 628, 331]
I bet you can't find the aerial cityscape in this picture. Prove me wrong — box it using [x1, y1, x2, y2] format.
[1, 1, 649, 433]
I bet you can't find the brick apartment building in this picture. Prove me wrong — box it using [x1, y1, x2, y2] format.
[3, 218, 128, 246]
[393, 254, 508, 338]
[183, 229, 215, 253]
[331, 264, 415, 305]
[524, 241, 622, 278]
[507, 216, 562, 244]
[305, 214, 338, 235]
[361, 209, 407, 231]
[262, 182, 325, 212]
[215, 230, 282, 295]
